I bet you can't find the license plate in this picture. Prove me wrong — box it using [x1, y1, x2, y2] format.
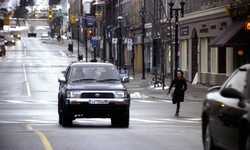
[89, 100, 109, 104]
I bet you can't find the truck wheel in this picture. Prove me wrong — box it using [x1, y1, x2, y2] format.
[111, 116, 119, 127]
[111, 111, 129, 128]
[59, 114, 62, 124]
[61, 111, 72, 127]
[119, 111, 129, 128]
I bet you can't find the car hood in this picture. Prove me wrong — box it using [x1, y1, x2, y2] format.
[66, 82, 126, 90]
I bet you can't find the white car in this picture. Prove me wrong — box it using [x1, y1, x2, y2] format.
[41, 32, 49, 38]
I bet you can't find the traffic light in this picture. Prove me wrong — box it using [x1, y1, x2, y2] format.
[95, 12, 102, 20]
[89, 28, 93, 35]
[11, 11, 14, 17]
[3, 14, 9, 25]
[0, 19, 3, 30]
[35, 12, 38, 19]
[70, 14, 76, 24]
[48, 9, 53, 21]
[88, 28, 93, 38]
[245, 22, 250, 30]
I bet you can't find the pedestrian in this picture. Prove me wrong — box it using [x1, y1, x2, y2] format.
[167, 70, 187, 117]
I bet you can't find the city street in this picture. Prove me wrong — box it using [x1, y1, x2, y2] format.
[0, 36, 204, 150]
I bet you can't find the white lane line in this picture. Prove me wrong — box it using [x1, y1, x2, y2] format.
[23, 63, 31, 97]
[130, 118, 165, 123]
[160, 118, 201, 123]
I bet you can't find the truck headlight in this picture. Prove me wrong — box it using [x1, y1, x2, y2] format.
[67, 91, 81, 98]
[114, 91, 127, 98]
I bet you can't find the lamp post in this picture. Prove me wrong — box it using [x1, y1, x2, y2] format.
[102, 2, 106, 62]
[168, 0, 185, 78]
[117, 16, 123, 68]
[77, 20, 80, 60]
[139, 7, 146, 80]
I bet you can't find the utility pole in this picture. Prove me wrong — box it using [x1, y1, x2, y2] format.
[140, 6, 146, 79]
[102, 3, 106, 62]
[139, 0, 148, 86]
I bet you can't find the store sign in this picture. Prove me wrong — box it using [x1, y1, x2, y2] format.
[180, 26, 189, 36]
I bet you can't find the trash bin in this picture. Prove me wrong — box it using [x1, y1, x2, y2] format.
[68, 43, 73, 52]
[78, 54, 83, 60]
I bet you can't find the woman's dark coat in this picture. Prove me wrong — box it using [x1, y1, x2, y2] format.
[169, 78, 187, 104]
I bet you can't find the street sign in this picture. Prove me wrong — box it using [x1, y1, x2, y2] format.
[85, 14, 96, 28]
[127, 38, 133, 50]
[92, 40, 99, 47]
[112, 38, 117, 44]
[54, 13, 68, 17]
[92, 36, 101, 40]
[91, 36, 101, 47]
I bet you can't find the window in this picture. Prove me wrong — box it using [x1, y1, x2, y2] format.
[224, 70, 247, 93]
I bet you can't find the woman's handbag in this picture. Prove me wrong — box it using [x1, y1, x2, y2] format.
[170, 87, 175, 97]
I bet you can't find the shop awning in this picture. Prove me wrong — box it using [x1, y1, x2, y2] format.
[209, 20, 245, 47]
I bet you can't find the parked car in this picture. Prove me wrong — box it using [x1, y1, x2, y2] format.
[0, 32, 5, 39]
[202, 64, 250, 150]
[0, 38, 6, 56]
[58, 62, 130, 127]
[10, 31, 21, 40]
[4, 35, 15, 45]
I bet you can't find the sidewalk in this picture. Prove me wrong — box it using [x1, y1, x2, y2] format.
[125, 73, 210, 102]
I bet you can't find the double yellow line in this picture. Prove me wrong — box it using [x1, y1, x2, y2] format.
[26, 124, 53, 150]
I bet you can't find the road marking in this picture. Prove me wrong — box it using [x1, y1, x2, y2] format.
[26, 124, 53, 150]
[0, 100, 56, 104]
[134, 100, 156, 103]
[159, 118, 201, 123]
[130, 118, 165, 123]
[0, 117, 201, 125]
[23, 63, 31, 97]
[23, 40, 26, 56]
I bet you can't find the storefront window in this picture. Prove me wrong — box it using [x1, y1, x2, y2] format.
[207, 38, 211, 72]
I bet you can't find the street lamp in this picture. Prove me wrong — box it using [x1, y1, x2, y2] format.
[168, 0, 185, 78]
[117, 15, 123, 68]
[93, 1, 106, 62]
[139, 7, 146, 80]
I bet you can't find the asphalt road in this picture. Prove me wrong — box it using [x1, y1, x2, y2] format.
[0, 36, 204, 150]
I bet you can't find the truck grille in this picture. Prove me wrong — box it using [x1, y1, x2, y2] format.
[81, 93, 114, 98]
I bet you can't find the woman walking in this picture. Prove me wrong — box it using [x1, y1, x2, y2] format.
[167, 70, 187, 116]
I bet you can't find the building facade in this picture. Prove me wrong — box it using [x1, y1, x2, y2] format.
[179, 0, 250, 85]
